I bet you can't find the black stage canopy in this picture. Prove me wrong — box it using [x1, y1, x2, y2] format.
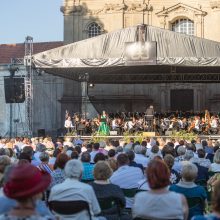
[32, 25, 220, 83]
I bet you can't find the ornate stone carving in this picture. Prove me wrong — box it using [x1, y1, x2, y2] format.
[60, 5, 85, 15]
[89, 3, 152, 15]
[127, 3, 148, 12]
[156, 3, 207, 18]
[90, 3, 126, 15]
[210, 0, 220, 9]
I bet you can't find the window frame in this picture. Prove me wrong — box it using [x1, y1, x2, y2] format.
[171, 18, 194, 35]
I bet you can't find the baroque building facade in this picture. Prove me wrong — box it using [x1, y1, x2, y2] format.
[59, 0, 220, 118]
[61, 0, 220, 43]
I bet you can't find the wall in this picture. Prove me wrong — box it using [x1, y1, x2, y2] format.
[0, 65, 64, 137]
[62, 0, 220, 43]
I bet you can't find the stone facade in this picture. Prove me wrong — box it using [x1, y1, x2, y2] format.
[59, 0, 220, 119]
[62, 0, 220, 43]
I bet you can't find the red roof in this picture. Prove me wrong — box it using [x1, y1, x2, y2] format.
[0, 41, 63, 64]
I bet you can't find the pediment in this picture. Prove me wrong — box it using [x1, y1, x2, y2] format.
[156, 3, 207, 17]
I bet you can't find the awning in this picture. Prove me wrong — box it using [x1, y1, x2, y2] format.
[32, 25, 220, 82]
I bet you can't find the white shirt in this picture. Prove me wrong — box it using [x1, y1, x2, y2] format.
[90, 150, 99, 163]
[134, 154, 149, 168]
[110, 165, 144, 208]
[64, 119, 74, 128]
[210, 163, 220, 172]
[49, 178, 101, 220]
[211, 119, 218, 128]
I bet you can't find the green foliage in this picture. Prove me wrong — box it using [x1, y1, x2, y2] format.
[90, 132, 108, 143]
[171, 130, 197, 141]
[122, 131, 147, 143]
[65, 131, 77, 136]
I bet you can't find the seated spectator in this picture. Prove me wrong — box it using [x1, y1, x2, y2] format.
[49, 159, 103, 220]
[0, 163, 52, 219]
[110, 153, 144, 208]
[33, 143, 47, 165]
[134, 145, 149, 168]
[90, 161, 127, 220]
[191, 149, 211, 169]
[107, 158, 118, 172]
[74, 145, 82, 156]
[147, 145, 162, 160]
[176, 146, 186, 162]
[49, 148, 62, 166]
[81, 152, 95, 181]
[18, 152, 31, 163]
[22, 146, 34, 162]
[164, 154, 181, 184]
[192, 179, 220, 220]
[184, 150, 194, 161]
[132, 159, 188, 220]
[37, 152, 53, 174]
[71, 150, 79, 159]
[170, 161, 207, 219]
[125, 150, 143, 172]
[94, 153, 106, 164]
[108, 149, 116, 159]
[86, 143, 93, 153]
[0, 156, 11, 187]
[209, 149, 220, 172]
[99, 141, 108, 155]
[203, 140, 214, 155]
[90, 143, 100, 163]
[50, 153, 69, 188]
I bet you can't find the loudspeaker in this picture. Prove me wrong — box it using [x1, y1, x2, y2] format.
[38, 129, 46, 137]
[4, 77, 25, 103]
[143, 132, 156, 137]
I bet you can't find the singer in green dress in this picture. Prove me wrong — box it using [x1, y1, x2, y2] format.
[98, 111, 110, 135]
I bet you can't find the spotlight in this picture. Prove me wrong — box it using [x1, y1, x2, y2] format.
[89, 83, 94, 88]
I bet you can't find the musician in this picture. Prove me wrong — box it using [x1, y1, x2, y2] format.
[77, 118, 86, 136]
[208, 116, 219, 134]
[111, 117, 121, 135]
[64, 116, 74, 133]
[145, 105, 154, 131]
[192, 116, 201, 134]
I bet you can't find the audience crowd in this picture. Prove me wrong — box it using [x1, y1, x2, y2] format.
[1, 136, 220, 219]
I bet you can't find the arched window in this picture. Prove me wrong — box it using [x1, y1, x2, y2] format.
[87, 22, 102, 38]
[171, 18, 194, 35]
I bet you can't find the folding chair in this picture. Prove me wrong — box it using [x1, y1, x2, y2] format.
[98, 197, 122, 218]
[48, 200, 91, 220]
[186, 197, 205, 219]
[122, 188, 137, 198]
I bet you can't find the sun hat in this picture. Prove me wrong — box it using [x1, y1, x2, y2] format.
[3, 163, 51, 199]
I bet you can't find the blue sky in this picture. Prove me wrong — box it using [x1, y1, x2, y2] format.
[0, 0, 63, 44]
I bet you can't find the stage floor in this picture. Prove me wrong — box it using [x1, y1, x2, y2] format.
[61, 135, 220, 140]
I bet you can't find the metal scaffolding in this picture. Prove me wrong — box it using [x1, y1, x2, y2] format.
[24, 36, 33, 136]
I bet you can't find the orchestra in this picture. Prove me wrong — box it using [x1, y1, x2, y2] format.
[64, 110, 220, 135]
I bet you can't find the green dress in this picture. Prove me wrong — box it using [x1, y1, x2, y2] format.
[98, 115, 110, 135]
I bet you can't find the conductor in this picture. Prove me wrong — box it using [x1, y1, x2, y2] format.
[146, 105, 154, 131]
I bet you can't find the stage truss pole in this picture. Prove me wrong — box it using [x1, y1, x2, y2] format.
[24, 36, 33, 137]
